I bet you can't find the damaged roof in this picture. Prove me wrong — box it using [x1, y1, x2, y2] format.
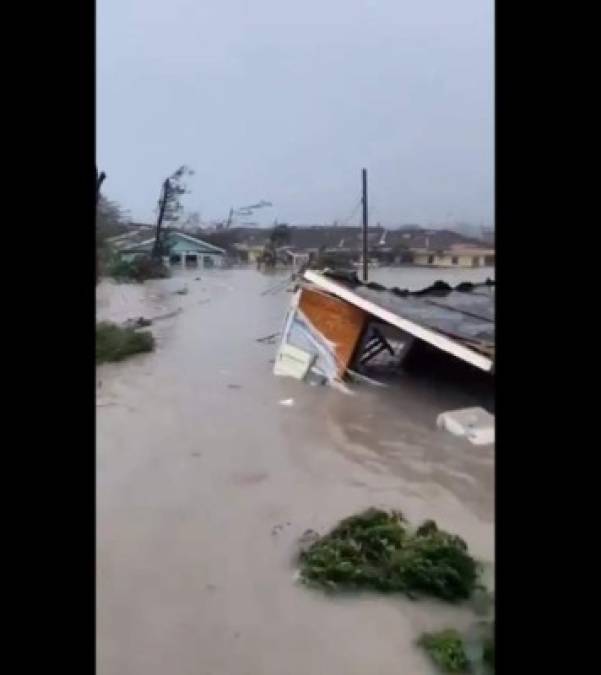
[303, 270, 495, 372]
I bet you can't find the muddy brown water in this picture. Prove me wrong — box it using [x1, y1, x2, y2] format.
[96, 267, 494, 675]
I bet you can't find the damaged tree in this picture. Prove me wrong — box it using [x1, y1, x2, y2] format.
[152, 165, 194, 260]
[96, 167, 106, 205]
[96, 167, 106, 284]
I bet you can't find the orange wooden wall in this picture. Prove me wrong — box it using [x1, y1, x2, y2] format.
[298, 287, 368, 376]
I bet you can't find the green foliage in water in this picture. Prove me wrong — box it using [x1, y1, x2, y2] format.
[419, 623, 495, 674]
[96, 322, 155, 364]
[418, 630, 470, 673]
[298, 509, 478, 601]
[108, 256, 170, 283]
[482, 625, 494, 668]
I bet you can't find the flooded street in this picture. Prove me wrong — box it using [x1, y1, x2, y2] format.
[96, 267, 494, 675]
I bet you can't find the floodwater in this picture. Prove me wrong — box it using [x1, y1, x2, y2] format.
[96, 266, 494, 675]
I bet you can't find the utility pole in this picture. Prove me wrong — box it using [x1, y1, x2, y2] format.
[153, 178, 170, 260]
[362, 168, 368, 282]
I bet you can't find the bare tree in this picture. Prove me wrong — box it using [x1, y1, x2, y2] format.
[152, 166, 194, 259]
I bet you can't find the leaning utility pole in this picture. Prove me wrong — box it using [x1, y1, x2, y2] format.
[152, 178, 170, 260]
[361, 167, 368, 282]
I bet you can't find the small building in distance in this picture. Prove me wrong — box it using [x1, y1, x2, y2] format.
[120, 230, 226, 268]
[380, 229, 494, 268]
[412, 244, 495, 268]
[232, 242, 266, 264]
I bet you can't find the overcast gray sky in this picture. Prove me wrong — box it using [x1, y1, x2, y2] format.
[97, 0, 493, 227]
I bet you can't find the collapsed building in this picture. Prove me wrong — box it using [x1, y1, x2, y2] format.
[274, 269, 495, 387]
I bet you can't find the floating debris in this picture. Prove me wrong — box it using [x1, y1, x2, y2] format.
[121, 316, 152, 330]
[418, 630, 470, 673]
[256, 332, 280, 344]
[437, 407, 494, 446]
[273, 344, 316, 380]
[151, 308, 182, 322]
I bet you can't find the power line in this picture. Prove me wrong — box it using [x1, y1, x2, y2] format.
[336, 198, 363, 227]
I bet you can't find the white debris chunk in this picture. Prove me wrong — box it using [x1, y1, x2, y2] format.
[436, 406, 495, 446]
[273, 344, 315, 380]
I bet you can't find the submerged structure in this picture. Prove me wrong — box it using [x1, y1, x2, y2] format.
[274, 269, 495, 387]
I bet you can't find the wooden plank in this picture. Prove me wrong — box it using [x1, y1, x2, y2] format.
[303, 270, 493, 372]
[298, 287, 368, 376]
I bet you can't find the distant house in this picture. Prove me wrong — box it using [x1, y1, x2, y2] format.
[370, 228, 494, 268]
[232, 242, 266, 264]
[412, 244, 495, 268]
[177, 225, 494, 269]
[120, 230, 226, 268]
[280, 247, 311, 268]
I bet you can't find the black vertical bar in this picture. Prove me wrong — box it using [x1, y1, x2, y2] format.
[362, 168, 368, 281]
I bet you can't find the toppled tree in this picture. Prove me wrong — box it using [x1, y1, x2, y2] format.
[96, 322, 154, 364]
[298, 509, 479, 601]
[152, 165, 194, 260]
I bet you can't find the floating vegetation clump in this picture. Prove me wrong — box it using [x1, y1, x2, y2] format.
[482, 623, 494, 669]
[298, 509, 479, 601]
[96, 322, 154, 364]
[418, 630, 470, 673]
[419, 622, 495, 674]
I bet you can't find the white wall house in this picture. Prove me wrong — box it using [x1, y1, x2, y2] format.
[411, 247, 495, 268]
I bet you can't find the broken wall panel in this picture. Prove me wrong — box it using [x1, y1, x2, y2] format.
[298, 287, 368, 377]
